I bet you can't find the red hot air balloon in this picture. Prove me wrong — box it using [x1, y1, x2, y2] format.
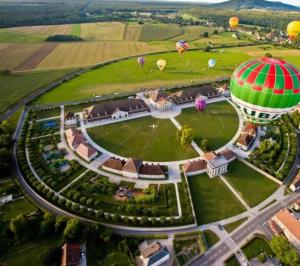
[195, 96, 207, 112]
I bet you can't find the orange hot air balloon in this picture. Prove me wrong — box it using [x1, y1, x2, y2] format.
[229, 17, 239, 29]
[287, 21, 300, 40]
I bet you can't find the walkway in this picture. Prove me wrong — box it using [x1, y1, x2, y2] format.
[58, 169, 89, 194]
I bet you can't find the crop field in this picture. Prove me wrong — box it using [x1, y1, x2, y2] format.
[69, 24, 81, 36]
[80, 22, 125, 41]
[0, 29, 46, 43]
[8, 24, 71, 36]
[36, 49, 250, 104]
[139, 24, 183, 41]
[15, 43, 59, 71]
[176, 101, 239, 151]
[188, 174, 245, 225]
[0, 69, 72, 113]
[170, 25, 217, 41]
[35, 41, 164, 70]
[87, 116, 197, 161]
[123, 24, 142, 41]
[0, 43, 44, 70]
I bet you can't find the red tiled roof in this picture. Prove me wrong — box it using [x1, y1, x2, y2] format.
[66, 130, 85, 148]
[61, 243, 81, 266]
[203, 152, 217, 161]
[291, 171, 300, 187]
[183, 160, 207, 173]
[76, 143, 97, 159]
[141, 242, 162, 258]
[237, 134, 253, 147]
[123, 158, 142, 173]
[219, 148, 236, 161]
[273, 208, 300, 241]
[102, 158, 124, 171]
[139, 164, 165, 176]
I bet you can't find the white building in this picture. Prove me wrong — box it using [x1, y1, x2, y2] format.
[139, 241, 170, 266]
[64, 112, 77, 127]
[207, 155, 228, 178]
[111, 108, 129, 120]
[148, 90, 172, 112]
[0, 194, 13, 205]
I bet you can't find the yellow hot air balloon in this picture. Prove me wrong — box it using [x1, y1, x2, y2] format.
[157, 59, 166, 71]
[287, 21, 300, 40]
[229, 17, 239, 29]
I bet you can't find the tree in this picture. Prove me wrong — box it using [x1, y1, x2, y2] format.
[55, 216, 67, 233]
[39, 212, 55, 236]
[40, 246, 61, 266]
[203, 32, 209, 37]
[200, 139, 209, 151]
[177, 126, 194, 146]
[270, 236, 299, 266]
[63, 219, 85, 243]
[9, 215, 29, 241]
[265, 52, 273, 58]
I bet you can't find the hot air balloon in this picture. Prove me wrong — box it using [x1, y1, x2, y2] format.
[229, 17, 239, 29]
[157, 59, 166, 71]
[230, 57, 300, 124]
[137, 56, 145, 67]
[195, 96, 207, 112]
[287, 21, 300, 40]
[208, 59, 216, 68]
[176, 40, 189, 54]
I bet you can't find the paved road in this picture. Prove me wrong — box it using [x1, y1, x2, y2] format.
[189, 192, 300, 266]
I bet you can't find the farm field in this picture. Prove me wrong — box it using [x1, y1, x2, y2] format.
[170, 25, 217, 41]
[86, 116, 198, 161]
[8, 24, 71, 36]
[35, 41, 164, 70]
[139, 23, 183, 41]
[36, 49, 251, 104]
[176, 101, 239, 151]
[0, 29, 46, 43]
[224, 160, 279, 207]
[0, 69, 72, 113]
[188, 174, 246, 225]
[123, 24, 142, 41]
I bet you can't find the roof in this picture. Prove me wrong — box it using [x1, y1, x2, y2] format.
[123, 158, 142, 173]
[219, 148, 236, 161]
[65, 128, 77, 139]
[183, 160, 207, 173]
[139, 164, 165, 176]
[75, 143, 97, 158]
[207, 155, 228, 169]
[268, 220, 283, 235]
[237, 134, 254, 147]
[149, 90, 168, 102]
[291, 171, 300, 188]
[147, 246, 169, 266]
[65, 112, 75, 120]
[84, 99, 149, 119]
[102, 158, 124, 171]
[273, 208, 300, 242]
[203, 152, 217, 161]
[66, 129, 86, 148]
[61, 243, 81, 266]
[141, 242, 162, 258]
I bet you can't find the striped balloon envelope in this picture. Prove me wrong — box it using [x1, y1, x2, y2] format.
[230, 57, 300, 124]
[176, 40, 189, 54]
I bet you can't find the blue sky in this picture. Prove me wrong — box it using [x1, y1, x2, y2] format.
[170, 0, 300, 6]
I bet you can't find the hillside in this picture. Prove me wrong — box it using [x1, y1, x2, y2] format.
[212, 0, 299, 11]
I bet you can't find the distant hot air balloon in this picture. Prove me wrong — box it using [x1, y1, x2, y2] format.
[137, 56, 145, 67]
[157, 59, 167, 71]
[176, 40, 189, 54]
[287, 21, 300, 40]
[229, 17, 239, 29]
[195, 96, 207, 112]
[230, 57, 300, 124]
[208, 59, 216, 68]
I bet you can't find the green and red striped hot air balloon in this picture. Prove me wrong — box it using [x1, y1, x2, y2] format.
[230, 57, 300, 124]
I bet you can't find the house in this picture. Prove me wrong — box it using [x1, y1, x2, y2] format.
[0, 194, 13, 205]
[148, 90, 172, 111]
[271, 209, 300, 249]
[236, 124, 257, 151]
[84, 99, 150, 122]
[61, 243, 81, 266]
[65, 128, 86, 150]
[122, 158, 142, 178]
[139, 242, 170, 266]
[217, 84, 230, 97]
[101, 158, 124, 175]
[290, 171, 300, 192]
[139, 164, 165, 179]
[183, 160, 207, 176]
[64, 112, 77, 127]
[206, 155, 229, 178]
[75, 143, 98, 162]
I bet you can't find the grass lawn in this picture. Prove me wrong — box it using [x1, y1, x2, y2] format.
[100, 251, 133, 266]
[242, 236, 273, 260]
[224, 255, 240, 266]
[87, 116, 197, 161]
[176, 101, 239, 151]
[188, 174, 245, 225]
[2, 237, 61, 266]
[1, 198, 37, 222]
[0, 69, 72, 113]
[0, 29, 46, 43]
[224, 217, 248, 233]
[203, 230, 220, 248]
[224, 160, 279, 207]
[36, 49, 251, 104]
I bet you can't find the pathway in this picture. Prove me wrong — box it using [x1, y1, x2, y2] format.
[36, 116, 60, 122]
[58, 169, 89, 194]
[31, 132, 60, 140]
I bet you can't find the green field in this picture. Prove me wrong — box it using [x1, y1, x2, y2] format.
[87, 116, 197, 161]
[139, 24, 183, 41]
[0, 69, 72, 113]
[242, 237, 273, 260]
[0, 29, 46, 43]
[36, 49, 251, 104]
[224, 160, 279, 207]
[188, 174, 245, 225]
[203, 230, 219, 248]
[224, 217, 248, 233]
[2, 198, 37, 222]
[176, 101, 239, 151]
